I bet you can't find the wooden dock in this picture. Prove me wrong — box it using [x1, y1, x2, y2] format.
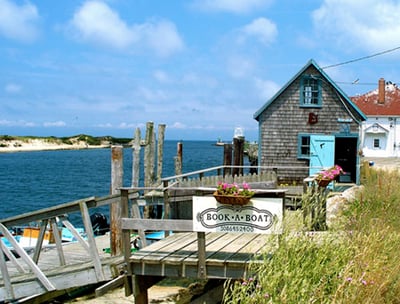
[121, 191, 285, 304]
[0, 194, 130, 303]
[0, 235, 123, 303]
[129, 231, 271, 278]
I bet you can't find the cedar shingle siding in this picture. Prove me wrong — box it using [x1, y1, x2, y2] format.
[254, 61, 365, 184]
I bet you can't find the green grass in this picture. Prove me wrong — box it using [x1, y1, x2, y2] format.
[224, 168, 400, 303]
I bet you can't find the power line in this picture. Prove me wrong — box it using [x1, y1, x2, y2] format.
[322, 46, 400, 69]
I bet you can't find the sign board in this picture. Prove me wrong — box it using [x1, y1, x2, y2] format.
[192, 196, 283, 234]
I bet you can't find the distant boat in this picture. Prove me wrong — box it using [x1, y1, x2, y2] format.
[214, 138, 225, 146]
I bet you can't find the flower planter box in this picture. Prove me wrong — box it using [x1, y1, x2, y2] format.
[213, 192, 252, 206]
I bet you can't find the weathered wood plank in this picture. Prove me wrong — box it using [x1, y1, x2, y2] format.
[130, 233, 194, 261]
[206, 233, 260, 264]
[121, 218, 193, 231]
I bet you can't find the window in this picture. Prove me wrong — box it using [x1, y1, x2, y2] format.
[298, 134, 310, 159]
[300, 76, 321, 107]
[374, 138, 380, 148]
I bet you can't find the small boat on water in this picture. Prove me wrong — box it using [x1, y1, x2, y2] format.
[214, 138, 226, 146]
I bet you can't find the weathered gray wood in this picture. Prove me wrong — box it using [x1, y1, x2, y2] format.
[0, 255, 123, 302]
[0, 223, 56, 292]
[95, 274, 125, 297]
[133, 275, 163, 304]
[50, 218, 65, 266]
[0, 238, 25, 274]
[0, 242, 14, 300]
[121, 218, 193, 231]
[197, 232, 206, 279]
[223, 144, 233, 176]
[60, 218, 90, 252]
[157, 124, 166, 182]
[32, 219, 48, 263]
[80, 202, 105, 281]
[132, 127, 141, 188]
[144, 121, 154, 190]
[111, 145, 124, 256]
[130, 201, 146, 247]
[0, 196, 97, 227]
[175, 141, 183, 176]
[127, 232, 267, 280]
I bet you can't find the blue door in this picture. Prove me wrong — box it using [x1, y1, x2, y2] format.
[309, 135, 335, 176]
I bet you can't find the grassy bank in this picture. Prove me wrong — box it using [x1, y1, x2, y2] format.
[224, 168, 400, 303]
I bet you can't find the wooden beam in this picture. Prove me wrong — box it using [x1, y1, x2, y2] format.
[197, 232, 206, 279]
[121, 218, 193, 232]
[50, 218, 65, 266]
[133, 275, 163, 304]
[0, 223, 56, 292]
[95, 274, 125, 297]
[80, 202, 105, 282]
[0, 241, 15, 300]
[110, 145, 124, 256]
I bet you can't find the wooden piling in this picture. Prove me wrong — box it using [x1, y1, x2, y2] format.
[175, 141, 183, 176]
[144, 122, 154, 190]
[110, 145, 123, 255]
[223, 143, 233, 176]
[132, 128, 141, 188]
[157, 124, 166, 182]
[233, 137, 244, 176]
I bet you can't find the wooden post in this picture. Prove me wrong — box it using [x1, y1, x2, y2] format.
[157, 124, 166, 182]
[132, 128, 141, 188]
[144, 122, 154, 190]
[110, 145, 123, 255]
[175, 141, 183, 176]
[223, 143, 232, 176]
[233, 137, 244, 176]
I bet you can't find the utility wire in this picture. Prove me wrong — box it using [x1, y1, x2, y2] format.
[322, 45, 400, 69]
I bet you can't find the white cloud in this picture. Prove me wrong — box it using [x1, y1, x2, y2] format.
[254, 77, 280, 100]
[70, 1, 184, 56]
[170, 122, 186, 129]
[43, 121, 66, 127]
[0, 119, 36, 127]
[143, 20, 185, 57]
[4, 83, 21, 93]
[0, 0, 40, 42]
[118, 122, 138, 129]
[193, 0, 273, 14]
[240, 18, 277, 46]
[226, 55, 255, 78]
[153, 70, 170, 83]
[71, 0, 135, 49]
[313, 0, 400, 52]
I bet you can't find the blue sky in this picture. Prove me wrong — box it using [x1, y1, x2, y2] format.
[1, 0, 400, 141]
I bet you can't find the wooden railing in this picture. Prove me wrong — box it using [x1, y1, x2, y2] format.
[0, 191, 138, 301]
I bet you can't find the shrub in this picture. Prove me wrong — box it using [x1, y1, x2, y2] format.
[224, 168, 400, 303]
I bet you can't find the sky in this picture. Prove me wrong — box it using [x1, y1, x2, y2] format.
[1, 0, 400, 141]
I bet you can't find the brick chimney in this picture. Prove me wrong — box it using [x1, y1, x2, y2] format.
[378, 77, 385, 104]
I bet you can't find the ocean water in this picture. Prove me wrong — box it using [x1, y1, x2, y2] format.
[0, 140, 225, 222]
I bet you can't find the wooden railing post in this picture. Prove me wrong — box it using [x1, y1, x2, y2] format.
[121, 189, 133, 296]
[197, 232, 206, 279]
[110, 145, 123, 256]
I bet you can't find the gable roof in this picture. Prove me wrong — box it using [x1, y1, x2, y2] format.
[365, 123, 389, 134]
[253, 59, 366, 122]
[351, 81, 400, 116]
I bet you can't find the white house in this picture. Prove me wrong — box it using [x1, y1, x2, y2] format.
[352, 78, 400, 157]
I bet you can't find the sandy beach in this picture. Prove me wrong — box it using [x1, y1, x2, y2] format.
[0, 138, 110, 153]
